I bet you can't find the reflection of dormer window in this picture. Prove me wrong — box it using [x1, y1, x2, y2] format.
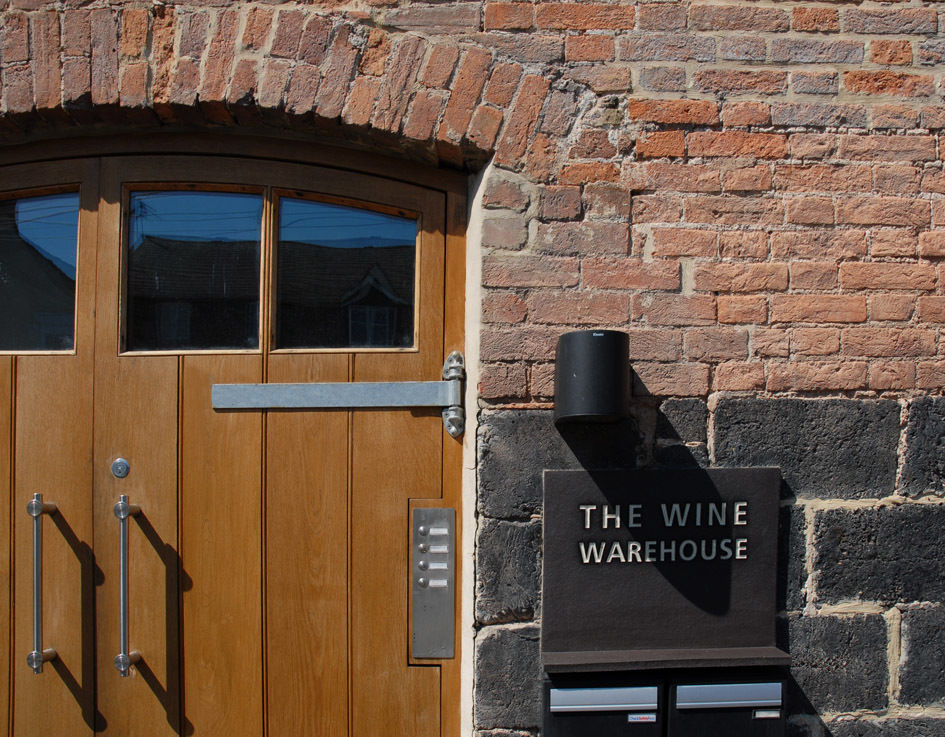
[348, 304, 395, 346]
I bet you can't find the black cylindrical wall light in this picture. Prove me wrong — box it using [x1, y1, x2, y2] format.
[553, 330, 630, 424]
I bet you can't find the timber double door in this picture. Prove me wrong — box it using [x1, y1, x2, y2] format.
[1, 150, 464, 736]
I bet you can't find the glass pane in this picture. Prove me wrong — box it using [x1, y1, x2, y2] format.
[0, 192, 78, 350]
[276, 197, 417, 349]
[126, 191, 263, 350]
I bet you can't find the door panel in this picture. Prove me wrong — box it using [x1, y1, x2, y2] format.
[4, 151, 463, 737]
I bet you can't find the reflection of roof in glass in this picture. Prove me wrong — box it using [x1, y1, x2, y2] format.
[128, 236, 415, 305]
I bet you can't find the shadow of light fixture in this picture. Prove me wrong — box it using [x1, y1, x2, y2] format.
[553, 330, 630, 425]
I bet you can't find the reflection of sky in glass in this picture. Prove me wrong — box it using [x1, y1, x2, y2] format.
[279, 198, 416, 248]
[15, 193, 80, 279]
[129, 191, 263, 249]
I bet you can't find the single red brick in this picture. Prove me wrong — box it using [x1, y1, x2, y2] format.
[651, 228, 717, 258]
[632, 195, 683, 224]
[720, 231, 767, 259]
[62, 9, 90, 57]
[718, 296, 767, 324]
[536, 3, 635, 30]
[921, 105, 945, 130]
[530, 362, 556, 398]
[766, 361, 868, 392]
[3, 59, 32, 112]
[421, 44, 459, 89]
[536, 221, 629, 256]
[842, 328, 936, 357]
[359, 28, 391, 77]
[372, 35, 426, 133]
[919, 231, 945, 258]
[789, 134, 838, 160]
[642, 163, 720, 193]
[685, 196, 784, 226]
[438, 47, 492, 144]
[241, 7, 272, 52]
[786, 197, 835, 226]
[842, 8, 937, 35]
[770, 230, 867, 259]
[625, 99, 718, 125]
[62, 56, 91, 108]
[714, 362, 765, 391]
[694, 69, 788, 96]
[792, 6, 838, 32]
[684, 328, 749, 361]
[633, 294, 716, 326]
[636, 130, 685, 159]
[628, 329, 683, 362]
[934, 201, 945, 227]
[922, 170, 945, 195]
[119, 60, 149, 108]
[565, 34, 615, 62]
[483, 253, 580, 288]
[526, 291, 632, 325]
[468, 105, 504, 150]
[483, 62, 522, 107]
[720, 101, 770, 127]
[495, 74, 550, 167]
[91, 8, 120, 106]
[773, 164, 872, 194]
[844, 70, 934, 98]
[632, 363, 710, 397]
[918, 361, 945, 389]
[30, 11, 61, 111]
[839, 262, 936, 291]
[769, 295, 867, 323]
[479, 362, 528, 400]
[687, 131, 787, 159]
[584, 184, 629, 220]
[120, 7, 149, 59]
[582, 258, 680, 290]
[565, 64, 632, 94]
[540, 186, 581, 220]
[484, 2, 534, 30]
[482, 214, 528, 250]
[871, 229, 916, 258]
[270, 9, 305, 59]
[872, 39, 912, 66]
[2, 11, 28, 63]
[558, 162, 620, 185]
[869, 361, 915, 391]
[178, 10, 209, 59]
[790, 262, 838, 291]
[480, 326, 560, 361]
[258, 57, 292, 110]
[723, 165, 772, 192]
[792, 328, 840, 357]
[836, 197, 929, 227]
[871, 294, 915, 321]
[524, 133, 557, 184]
[918, 295, 945, 322]
[871, 104, 918, 129]
[285, 63, 319, 115]
[838, 134, 936, 162]
[689, 5, 789, 31]
[483, 177, 531, 212]
[569, 129, 617, 159]
[402, 88, 447, 141]
[752, 329, 790, 358]
[693, 263, 788, 293]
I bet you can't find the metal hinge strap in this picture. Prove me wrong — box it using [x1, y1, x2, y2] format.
[211, 351, 466, 437]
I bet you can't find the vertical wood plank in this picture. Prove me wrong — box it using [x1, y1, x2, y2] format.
[180, 354, 263, 736]
[0, 357, 11, 737]
[265, 354, 349, 737]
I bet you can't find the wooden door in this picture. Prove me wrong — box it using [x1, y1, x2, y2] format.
[3, 151, 464, 737]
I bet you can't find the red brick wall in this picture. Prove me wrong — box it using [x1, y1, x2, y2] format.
[2, 1, 945, 403]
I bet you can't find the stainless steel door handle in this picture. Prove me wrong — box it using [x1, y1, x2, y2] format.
[113, 495, 141, 676]
[26, 493, 57, 674]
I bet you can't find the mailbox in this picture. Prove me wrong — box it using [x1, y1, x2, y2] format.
[669, 679, 784, 737]
[543, 676, 662, 737]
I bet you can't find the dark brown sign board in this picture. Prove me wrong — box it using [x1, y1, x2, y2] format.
[542, 468, 790, 672]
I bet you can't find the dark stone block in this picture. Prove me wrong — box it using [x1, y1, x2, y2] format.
[826, 719, 945, 737]
[652, 441, 708, 468]
[714, 399, 899, 499]
[786, 614, 887, 713]
[900, 397, 945, 497]
[475, 518, 541, 626]
[474, 625, 542, 730]
[900, 606, 945, 705]
[815, 506, 945, 604]
[779, 505, 806, 612]
[656, 398, 708, 443]
[478, 410, 640, 519]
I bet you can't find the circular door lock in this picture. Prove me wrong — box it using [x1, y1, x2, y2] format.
[111, 458, 131, 479]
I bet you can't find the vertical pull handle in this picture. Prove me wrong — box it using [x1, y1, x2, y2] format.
[113, 494, 141, 676]
[26, 493, 57, 674]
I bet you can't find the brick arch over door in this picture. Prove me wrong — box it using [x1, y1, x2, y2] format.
[0, 5, 558, 171]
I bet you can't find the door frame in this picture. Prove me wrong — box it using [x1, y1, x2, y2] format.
[0, 133, 469, 737]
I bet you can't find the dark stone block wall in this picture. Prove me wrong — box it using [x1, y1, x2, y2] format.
[474, 398, 945, 736]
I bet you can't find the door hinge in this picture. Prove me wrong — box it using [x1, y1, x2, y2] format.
[211, 351, 466, 438]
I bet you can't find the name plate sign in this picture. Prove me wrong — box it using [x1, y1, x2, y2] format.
[541, 468, 788, 671]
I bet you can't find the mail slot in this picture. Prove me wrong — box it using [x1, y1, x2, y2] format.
[543, 676, 662, 737]
[668, 679, 784, 737]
